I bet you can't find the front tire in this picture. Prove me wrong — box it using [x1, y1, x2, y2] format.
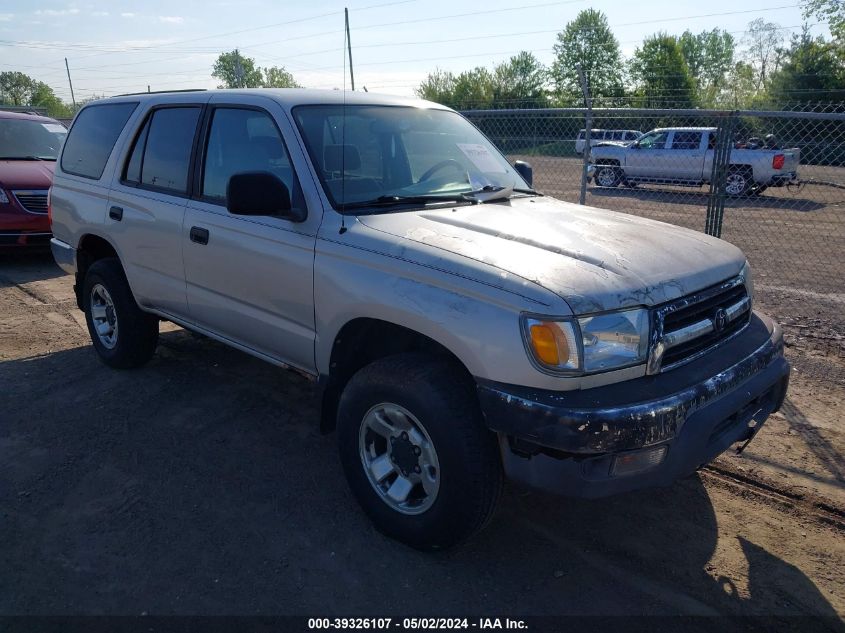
[337, 353, 503, 550]
[83, 258, 159, 369]
[594, 164, 622, 188]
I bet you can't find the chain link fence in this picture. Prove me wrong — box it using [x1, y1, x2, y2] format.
[463, 105, 845, 374]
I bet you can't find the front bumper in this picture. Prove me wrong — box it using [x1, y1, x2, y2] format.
[476, 312, 789, 498]
[0, 199, 51, 245]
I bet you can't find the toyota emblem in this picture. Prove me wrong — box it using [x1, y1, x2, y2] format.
[714, 308, 728, 332]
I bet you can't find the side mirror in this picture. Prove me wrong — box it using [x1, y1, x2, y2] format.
[226, 172, 305, 221]
[513, 160, 533, 187]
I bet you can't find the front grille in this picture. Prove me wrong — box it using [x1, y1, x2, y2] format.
[656, 279, 750, 370]
[12, 190, 49, 214]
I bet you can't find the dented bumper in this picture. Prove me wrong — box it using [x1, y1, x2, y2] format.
[476, 312, 790, 497]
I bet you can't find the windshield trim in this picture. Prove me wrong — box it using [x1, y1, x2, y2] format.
[291, 104, 530, 214]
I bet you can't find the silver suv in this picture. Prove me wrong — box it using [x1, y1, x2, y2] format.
[49, 89, 790, 550]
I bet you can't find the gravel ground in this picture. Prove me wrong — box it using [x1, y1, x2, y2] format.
[1, 250, 843, 623]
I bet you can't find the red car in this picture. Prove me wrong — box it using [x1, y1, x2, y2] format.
[0, 110, 68, 246]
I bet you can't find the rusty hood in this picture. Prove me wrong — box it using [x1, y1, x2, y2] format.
[357, 195, 746, 314]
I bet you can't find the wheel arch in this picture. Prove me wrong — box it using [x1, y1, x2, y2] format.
[319, 317, 476, 433]
[74, 233, 123, 309]
[728, 163, 754, 175]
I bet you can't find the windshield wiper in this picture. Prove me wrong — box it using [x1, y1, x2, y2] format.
[0, 156, 53, 161]
[342, 184, 538, 213]
[513, 187, 541, 196]
[342, 194, 475, 211]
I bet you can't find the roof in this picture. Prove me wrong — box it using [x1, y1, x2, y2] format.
[95, 88, 448, 111]
[0, 109, 63, 124]
[652, 127, 719, 132]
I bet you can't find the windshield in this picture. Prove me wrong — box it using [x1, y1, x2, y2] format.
[0, 118, 67, 160]
[636, 131, 669, 150]
[293, 105, 530, 209]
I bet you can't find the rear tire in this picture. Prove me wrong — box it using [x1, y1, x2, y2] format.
[337, 353, 503, 551]
[83, 258, 159, 369]
[725, 168, 752, 196]
[594, 164, 622, 188]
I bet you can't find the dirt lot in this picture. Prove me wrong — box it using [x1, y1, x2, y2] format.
[1, 250, 844, 625]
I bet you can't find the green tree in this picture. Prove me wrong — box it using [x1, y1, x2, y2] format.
[491, 52, 548, 108]
[803, 0, 845, 42]
[716, 61, 758, 108]
[450, 67, 493, 110]
[629, 34, 697, 108]
[767, 31, 845, 103]
[551, 9, 624, 105]
[30, 81, 73, 118]
[742, 19, 786, 91]
[416, 68, 457, 106]
[263, 66, 301, 88]
[0, 72, 71, 118]
[0, 71, 34, 105]
[212, 49, 264, 88]
[679, 29, 735, 105]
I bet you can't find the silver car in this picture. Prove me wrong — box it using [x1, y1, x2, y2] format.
[49, 90, 790, 550]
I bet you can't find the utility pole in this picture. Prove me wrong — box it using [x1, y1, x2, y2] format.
[576, 63, 592, 206]
[234, 49, 244, 88]
[345, 8, 355, 91]
[64, 58, 76, 108]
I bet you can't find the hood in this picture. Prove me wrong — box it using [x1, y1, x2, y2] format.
[0, 160, 56, 190]
[594, 141, 630, 148]
[357, 196, 745, 314]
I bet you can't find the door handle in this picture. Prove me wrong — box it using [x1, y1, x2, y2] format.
[189, 226, 209, 245]
[109, 206, 123, 221]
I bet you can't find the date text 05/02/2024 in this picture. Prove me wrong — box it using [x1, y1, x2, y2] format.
[307, 618, 529, 630]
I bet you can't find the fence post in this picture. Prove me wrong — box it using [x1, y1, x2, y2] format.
[576, 64, 592, 206]
[705, 111, 737, 237]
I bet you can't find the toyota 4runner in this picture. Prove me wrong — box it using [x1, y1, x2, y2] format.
[49, 90, 790, 550]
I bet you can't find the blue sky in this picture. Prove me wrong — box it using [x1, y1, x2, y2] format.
[0, 0, 823, 102]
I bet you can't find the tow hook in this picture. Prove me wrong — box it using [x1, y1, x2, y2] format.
[736, 408, 767, 454]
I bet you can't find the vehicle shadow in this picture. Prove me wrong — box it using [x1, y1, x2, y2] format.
[588, 186, 827, 212]
[0, 332, 841, 625]
[780, 398, 845, 486]
[0, 248, 63, 287]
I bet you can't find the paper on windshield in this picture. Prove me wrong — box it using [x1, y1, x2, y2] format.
[41, 123, 67, 134]
[456, 143, 506, 173]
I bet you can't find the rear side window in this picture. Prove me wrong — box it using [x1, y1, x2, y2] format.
[671, 131, 703, 150]
[61, 102, 137, 179]
[123, 106, 201, 194]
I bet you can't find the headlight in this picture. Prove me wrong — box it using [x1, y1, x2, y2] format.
[522, 308, 649, 374]
[740, 260, 754, 305]
[579, 309, 649, 372]
[0, 190, 9, 205]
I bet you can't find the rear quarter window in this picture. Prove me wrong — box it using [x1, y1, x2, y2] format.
[61, 102, 137, 179]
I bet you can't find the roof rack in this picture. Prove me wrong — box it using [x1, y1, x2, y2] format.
[115, 88, 208, 97]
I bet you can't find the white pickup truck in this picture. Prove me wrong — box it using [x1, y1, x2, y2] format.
[589, 127, 800, 196]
